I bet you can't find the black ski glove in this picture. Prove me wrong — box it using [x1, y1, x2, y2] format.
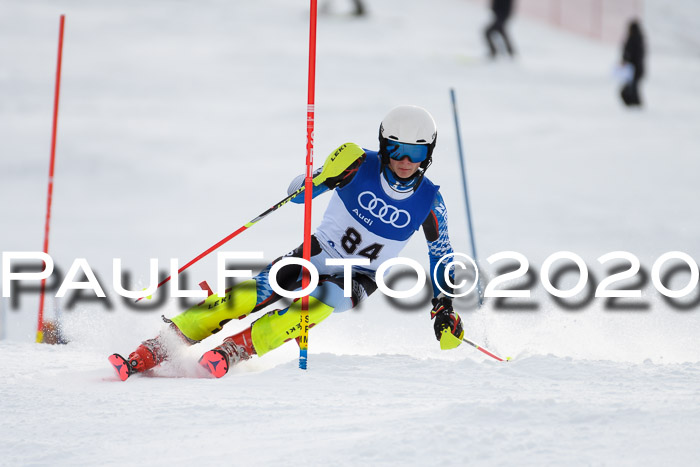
[431, 296, 463, 341]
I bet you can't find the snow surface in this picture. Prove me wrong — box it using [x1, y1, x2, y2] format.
[2, 0, 700, 465]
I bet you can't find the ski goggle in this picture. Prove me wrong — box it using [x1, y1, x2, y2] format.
[385, 140, 429, 163]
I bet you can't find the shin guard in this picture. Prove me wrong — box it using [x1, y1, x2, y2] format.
[170, 279, 259, 342]
[250, 296, 334, 356]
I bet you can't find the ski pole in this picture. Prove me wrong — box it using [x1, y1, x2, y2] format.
[135, 187, 305, 302]
[462, 336, 510, 362]
[135, 144, 364, 302]
[449, 88, 483, 307]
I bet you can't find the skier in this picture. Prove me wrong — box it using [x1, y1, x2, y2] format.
[109, 105, 464, 380]
[484, 0, 516, 59]
[620, 19, 645, 107]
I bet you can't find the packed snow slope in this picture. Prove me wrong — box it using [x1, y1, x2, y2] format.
[1, 0, 700, 465]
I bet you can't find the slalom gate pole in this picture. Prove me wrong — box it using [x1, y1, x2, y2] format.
[299, 0, 318, 370]
[37, 14, 66, 343]
[449, 88, 483, 307]
[462, 336, 510, 362]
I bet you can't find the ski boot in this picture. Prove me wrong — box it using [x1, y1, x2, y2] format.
[199, 328, 255, 378]
[109, 335, 167, 381]
[109, 323, 191, 381]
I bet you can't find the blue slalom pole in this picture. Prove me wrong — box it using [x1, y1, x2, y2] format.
[450, 88, 483, 306]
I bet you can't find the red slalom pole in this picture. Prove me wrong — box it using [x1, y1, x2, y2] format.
[37, 14, 66, 343]
[299, 0, 318, 370]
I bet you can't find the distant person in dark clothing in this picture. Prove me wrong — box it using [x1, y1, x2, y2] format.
[620, 20, 645, 106]
[320, 0, 366, 17]
[484, 0, 516, 58]
[351, 0, 366, 16]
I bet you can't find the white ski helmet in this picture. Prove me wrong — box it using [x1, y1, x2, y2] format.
[379, 105, 437, 184]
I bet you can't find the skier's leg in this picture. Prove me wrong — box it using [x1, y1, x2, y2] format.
[199, 295, 334, 377]
[621, 83, 634, 106]
[122, 237, 324, 377]
[123, 321, 197, 374]
[251, 272, 377, 356]
[498, 22, 515, 56]
[200, 273, 377, 377]
[116, 239, 313, 377]
[119, 278, 260, 376]
[484, 21, 498, 58]
[630, 78, 642, 105]
[167, 278, 261, 342]
[108, 321, 192, 379]
[250, 295, 335, 357]
[169, 238, 320, 342]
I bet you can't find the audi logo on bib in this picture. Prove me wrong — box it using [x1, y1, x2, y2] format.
[357, 191, 411, 228]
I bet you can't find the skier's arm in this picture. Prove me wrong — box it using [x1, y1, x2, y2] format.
[423, 192, 464, 345]
[287, 168, 330, 202]
[289, 143, 366, 204]
[422, 191, 455, 298]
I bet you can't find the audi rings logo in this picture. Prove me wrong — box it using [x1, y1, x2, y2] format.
[357, 191, 411, 228]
